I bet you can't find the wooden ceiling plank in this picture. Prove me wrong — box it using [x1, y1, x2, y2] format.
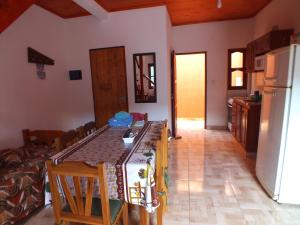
[35, 0, 90, 19]
[0, 0, 273, 30]
[0, 0, 35, 33]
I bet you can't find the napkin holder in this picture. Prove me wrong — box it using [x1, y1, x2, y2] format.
[122, 129, 135, 144]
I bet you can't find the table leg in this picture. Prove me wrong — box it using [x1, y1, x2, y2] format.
[140, 207, 149, 225]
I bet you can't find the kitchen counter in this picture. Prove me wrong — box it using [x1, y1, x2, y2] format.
[232, 97, 261, 109]
[231, 97, 261, 154]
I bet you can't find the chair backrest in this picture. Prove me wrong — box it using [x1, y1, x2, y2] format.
[83, 121, 97, 136]
[76, 126, 85, 140]
[144, 113, 148, 122]
[22, 129, 65, 147]
[46, 160, 111, 225]
[54, 129, 79, 151]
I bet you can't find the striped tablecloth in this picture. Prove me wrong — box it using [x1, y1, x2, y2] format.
[48, 121, 165, 213]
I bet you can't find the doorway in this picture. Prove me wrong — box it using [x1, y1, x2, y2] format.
[89, 46, 128, 128]
[175, 52, 207, 132]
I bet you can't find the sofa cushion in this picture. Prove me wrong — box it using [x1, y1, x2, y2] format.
[5, 153, 23, 167]
[0, 148, 24, 169]
[23, 145, 56, 159]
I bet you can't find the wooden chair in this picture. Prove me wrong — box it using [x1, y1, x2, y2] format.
[46, 160, 128, 225]
[83, 121, 97, 136]
[76, 126, 85, 140]
[144, 113, 148, 122]
[54, 130, 79, 151]
[22, 129, 65, 147]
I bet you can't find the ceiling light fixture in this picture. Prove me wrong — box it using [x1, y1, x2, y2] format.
[217, 0, 222, 9]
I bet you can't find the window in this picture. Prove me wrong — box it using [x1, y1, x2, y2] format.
[148, 63, 155, 89]
[228, 48, 246, 90]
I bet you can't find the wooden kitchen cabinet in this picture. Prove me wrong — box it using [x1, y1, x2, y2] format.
[245, 29, 293, 73]
[246, 42, 255, 73]
[232, 99, 261, 154]
[255, 29, 293, 56]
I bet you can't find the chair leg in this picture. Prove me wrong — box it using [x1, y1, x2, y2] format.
[139, 207, 149, 225]
[122, 203, 128, 225]
[156, 204, 163, 225]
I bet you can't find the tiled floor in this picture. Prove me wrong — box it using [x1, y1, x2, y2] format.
[25, 119, 300, 225]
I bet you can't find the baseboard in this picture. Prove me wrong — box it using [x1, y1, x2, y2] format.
[205, 125, 228, 130]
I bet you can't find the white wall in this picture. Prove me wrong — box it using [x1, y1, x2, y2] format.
[64, 6, 171, 123]
[254, 0, 300, 38]
[165, 11, 173, 128]
[172, 19, 254, 127]
[0, 6, 95, 148]
[0, 5, 171, 149]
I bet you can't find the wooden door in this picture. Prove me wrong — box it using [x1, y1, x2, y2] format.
[170, 50, 178, 138]
[90, 47, 128, 128]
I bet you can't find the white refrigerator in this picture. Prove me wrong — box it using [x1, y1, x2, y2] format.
[256, 44, 300, 204]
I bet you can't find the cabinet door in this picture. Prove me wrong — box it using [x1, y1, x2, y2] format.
[232, 102, 237, 135]
[236, 104, 242, 141]
[240, 108, 248, 147]
[246, 42, 255, 73]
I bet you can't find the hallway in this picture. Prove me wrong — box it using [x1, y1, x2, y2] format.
[164, 120, 300, 225]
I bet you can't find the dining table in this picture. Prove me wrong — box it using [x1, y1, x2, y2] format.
[47, 120, 168, 225]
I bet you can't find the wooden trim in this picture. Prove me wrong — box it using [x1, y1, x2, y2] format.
[173, 51, 208, 129]
[227, 48, 247, 90]
[22, 129, 65, 146]
[176, 51, 206, 55]
[89, 46, 126, 52]
[170, 50, 176, 137]
[204, 52, 207, 129]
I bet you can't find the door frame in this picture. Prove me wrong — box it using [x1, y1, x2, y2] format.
[89, 46, 129, 124]
[171, 51, 208, 130]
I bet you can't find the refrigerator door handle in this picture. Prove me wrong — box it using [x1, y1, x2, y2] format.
[264, 77, 278, 81]
[264, 90, 277, 97]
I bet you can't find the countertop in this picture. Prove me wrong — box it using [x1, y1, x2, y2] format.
[232, 97, 261, 108]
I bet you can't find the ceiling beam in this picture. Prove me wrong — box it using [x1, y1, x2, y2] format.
[72, 0, 108, 20]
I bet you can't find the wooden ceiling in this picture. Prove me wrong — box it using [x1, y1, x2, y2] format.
[35, 0, 272, 25]
[0, 0, 36, 33]
[0, 0, 272, 33]
[36, 0, 90, 18]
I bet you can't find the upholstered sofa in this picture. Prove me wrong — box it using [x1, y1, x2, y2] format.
[0, 129, 64, 225]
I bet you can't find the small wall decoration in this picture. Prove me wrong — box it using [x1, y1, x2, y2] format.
[36, 64, 46, 79]
[27, 47, 54, 80]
